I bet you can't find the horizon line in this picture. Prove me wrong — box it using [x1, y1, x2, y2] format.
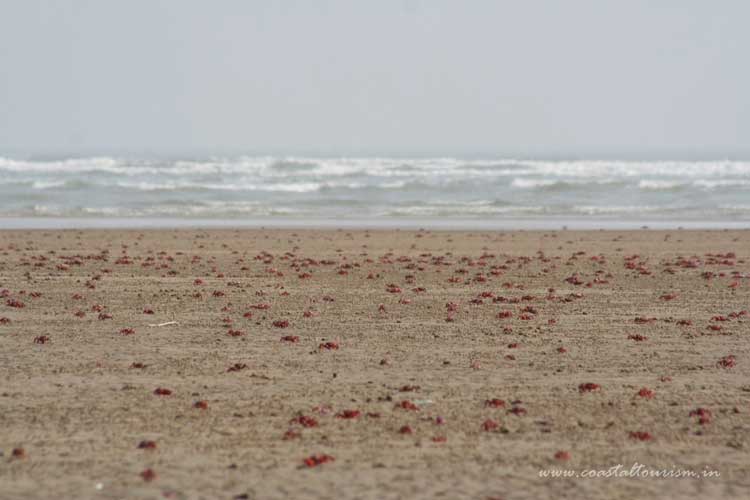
[2, 149, 750, 162]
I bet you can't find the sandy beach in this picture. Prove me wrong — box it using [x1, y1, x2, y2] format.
[1, 228, 748, 500]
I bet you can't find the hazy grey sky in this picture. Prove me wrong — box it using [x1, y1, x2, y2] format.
[1, 0, 748, 157]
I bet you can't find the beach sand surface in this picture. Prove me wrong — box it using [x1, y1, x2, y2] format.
[1, 229, 749, 499]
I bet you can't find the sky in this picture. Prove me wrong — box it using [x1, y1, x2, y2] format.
[0, 0, 748, 158]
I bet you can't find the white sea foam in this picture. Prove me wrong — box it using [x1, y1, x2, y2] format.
[383, 205, 548, 217]
[693, 179, 750, 189]
[3, 156, 749, 177]
[1, 156, 749, 221]
[30, 180, 67, 189]
[638, 180, 686, 190]
[511, 178, 559, 189]
[569, 205, 671, 215]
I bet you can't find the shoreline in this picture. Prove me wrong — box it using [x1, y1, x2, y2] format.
[2, 216, 750, 231]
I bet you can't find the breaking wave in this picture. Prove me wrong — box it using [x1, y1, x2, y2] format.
[1, 156, 749, 221]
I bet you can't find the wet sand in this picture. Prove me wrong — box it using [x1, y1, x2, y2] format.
[1, 229, 748, 499]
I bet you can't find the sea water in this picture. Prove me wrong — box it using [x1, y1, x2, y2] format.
[1, 156, 748, 228]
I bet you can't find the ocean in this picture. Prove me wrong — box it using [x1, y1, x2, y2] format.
[1, 156, 749, 228]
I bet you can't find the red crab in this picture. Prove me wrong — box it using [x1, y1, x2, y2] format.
[629, 431, 653, 441]
[564, 275, 584, 285]
[6, 299, 24, 308]
[227, 363, 248, 372]
[482, 419, 500, 431]
[291, 415, 318, 428]
[227, 329, 244, 337]
[396, 400, 419, 411]
[272, 320, 290, 328]
[120, 328, 135, 335]
[554, 450, 571, 461]
[194, 400, 209, 410]
[717, 355, 736, 368]
[280, 335, 299, 343]
[398, 425, 413, 434]
[0, 317, 10, 324]
[137, 440, 157, 450]
[689, 408, 712, 424]
[578, 383, 601, 393]
[508, 406, 527, 416]
[283, 429, 301, 440]
[140, 468, 156, 481]
[33, 335, 49, 344]
[154, 388, 172, 396]
[637, 388, 654, 399]
[628, 334, 647, 342]
[336, 410, 361, 419]
[11, 448, 25, 459]
[319, 342, 339, 350]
